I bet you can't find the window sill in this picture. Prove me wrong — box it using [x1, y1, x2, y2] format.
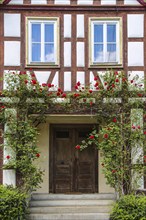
[89, 63, 123, 69]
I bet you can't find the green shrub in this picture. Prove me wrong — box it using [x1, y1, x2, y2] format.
[110, 194, 146, 220]
[0, 185, 29, 220]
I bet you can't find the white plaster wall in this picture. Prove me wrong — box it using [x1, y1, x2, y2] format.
[128, 14, 144, 38]
[4, 41, 20, 66]
[8, 0, 23, 4]
[49, 71, 59, 91]
[3, 170, 16, 187]
[64, 72, 71, 91]
[101, 0, 116, 4]
[64, 15, 72, 38]
[76, 42, 85, 67]
[78, 0, 93, 5]
[4, 14, 21, 37]
[77, 15, 84, 38]
[55, 0, 70, 4]
[34, 71, 51, 85]
[77, 71, 85, 86]
[128, 42, 144, 66]
[124, 0, 140, 5]
[64, 42, 71, 67]
[31, 0, 47, 4]
[90, 71, 96, 91]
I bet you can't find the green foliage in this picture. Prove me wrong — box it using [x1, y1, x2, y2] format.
[110, 194, 146, 220]
[0, 185, 28, 220]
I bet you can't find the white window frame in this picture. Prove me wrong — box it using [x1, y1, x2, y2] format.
[26, 17, 59, 67]
[89, 17, 122, 67]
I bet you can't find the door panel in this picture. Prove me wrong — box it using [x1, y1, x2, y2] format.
[50, 125, 98, 193]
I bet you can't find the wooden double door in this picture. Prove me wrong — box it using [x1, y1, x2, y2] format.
[50, 125, 98, 193]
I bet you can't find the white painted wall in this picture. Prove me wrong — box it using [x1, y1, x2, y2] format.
[34, 71, 51, 85]
[4, 41, 20, 66]
[55, 0, 70, 4]
[124, 0, 140, 5]
[4, 14, 21, 37]
[77, 71, 85, 86]
[128, 14, 144, 38]
[31, 0, 47, 4]
[128, 42, 144, 66]
[64, 42, 71, 67]
[64, 72, 71, 91]
[101, 0, 116, 4]
[77, 15, 84, 38]
[8, 0, 23, 4]
[3, 170, 16, 186]
[76, 42, 85, 67]
[78, 0, 93, 5]
[64, 15, 72, 38]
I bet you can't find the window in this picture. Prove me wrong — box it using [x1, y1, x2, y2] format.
[89, 18, 122, 67]
[26, 17, 59, 67]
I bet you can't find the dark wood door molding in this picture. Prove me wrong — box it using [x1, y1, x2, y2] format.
[49, 124, 98, 193]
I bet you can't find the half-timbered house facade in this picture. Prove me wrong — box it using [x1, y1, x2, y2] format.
[0, 0, 146, 195]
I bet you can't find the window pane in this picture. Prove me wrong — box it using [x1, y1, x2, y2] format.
[32, 24, 41, 42]
[45, 44, 55, 62]
[107, 25, 116, 43]
[107, 44, 116, 62]
[32, 43, 41, 62]
[94, 44, 103, 62]
[94, 25, 103, 43]
[45, 24, 54, 42]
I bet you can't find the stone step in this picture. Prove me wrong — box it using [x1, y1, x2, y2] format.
[31, 193, 116, 201]
[29, 205, 113, 214]
[30, 199, 114, 207]
[29, 212, 110, 220]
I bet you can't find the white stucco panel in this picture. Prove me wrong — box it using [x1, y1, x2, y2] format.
[101, 0, 116, 4]
[128, 71, 144, 90]
[55, 0, 70, 4]
[77, 42, 85, 67]
[64, 72, 71, 91]
[64, 42, 71, 67]
[8, 0, 23, 4]
[64, 15, 72, 38]
[90, 72, 96, 91]
[77, 71, 85, 86]
[49, 72, 59, 91]
[128, 14, 144, 38]
[128, 42, 144, 67]
[78, 0, 93, 5]
[4, 14, 21, 37]
[34, 71, 51, 85]
[31, 0, 47, 4]
[77, 15, 84, 38]
[4, 41, 20, 66]
[3, 170, 16, 187]
[124, 0, 140, 5]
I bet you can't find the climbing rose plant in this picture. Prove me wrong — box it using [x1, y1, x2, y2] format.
[0, 70, 146, 195]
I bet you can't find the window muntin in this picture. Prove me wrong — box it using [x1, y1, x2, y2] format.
[26, 17, 59, 67]
[90, 18, 122, 67]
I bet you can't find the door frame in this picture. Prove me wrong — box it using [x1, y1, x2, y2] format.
[49, 124, 98, 193]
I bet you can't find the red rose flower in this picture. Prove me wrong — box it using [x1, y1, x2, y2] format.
[132, 125, 136, 129]
[104, 82, 107, 86]
[24, 80, 28, 84]
[112, 84, 115, 88]
[113, 118, 117, 123]
[62, 93, 67, 98]
[114, 71, 118, 75]
[77, 81, 81, 86]
[137, 126, 140, 129]
[31, 73, 35, 77]
[122, 78, 126, 82]
[48, 83, 52, 88]
[104, 134, 108, 139]
[75, 85, 78, 90]
[94, 82, 99, 87]
[90, 101, 93, 106]
[89, 89, 92, 93]
[112, 170, 117, 173]
[1, 106, 5, 109]
[138, 94, 142, 97]
[144, 131, 146, 135]
[51, 84, 54, 87]
[42, 83, 47, 87]
[31, 80, 37, 85]
[75, 145, 80, 150]
[36, 153, 40, 158]
[115, 78, 119, 83]
[94, 76, 98, 81]
[131, 80, 134, 84]
[57, 92, 60, 96]
[89, 135, 94, 139]
[143, 155, 146, 158]
[6, 155, 10, 159]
